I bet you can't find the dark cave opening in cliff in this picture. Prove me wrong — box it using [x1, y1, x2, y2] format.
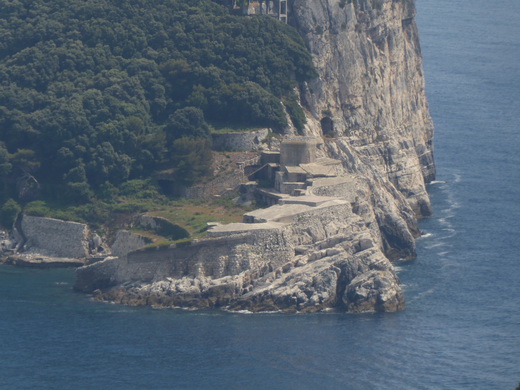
[320, 117, 334, 137]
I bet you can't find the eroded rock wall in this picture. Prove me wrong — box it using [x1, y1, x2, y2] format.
[292, 0, 435, 215]
[110, 231, 152, 259]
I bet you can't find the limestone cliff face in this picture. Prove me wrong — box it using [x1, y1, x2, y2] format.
[292, 0, 435, 215]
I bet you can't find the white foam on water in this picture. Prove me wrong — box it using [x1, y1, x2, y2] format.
[408, 287, 437, 304]
[438, 231, 457, 240]
[424, 241, 448, 249]
[229, 309, 254, 314]
[453, 173, 462, 183]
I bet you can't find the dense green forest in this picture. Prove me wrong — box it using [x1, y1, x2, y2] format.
[0, 0, 316, 216]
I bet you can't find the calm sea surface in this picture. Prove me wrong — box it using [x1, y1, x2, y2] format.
[1, 0, 519, 388]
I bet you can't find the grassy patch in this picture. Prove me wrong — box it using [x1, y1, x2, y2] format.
[209, 123, 265, 134]
[22, 181, 253, 243]
[149, 197, 252, 239]
[140, 240, 175, 251]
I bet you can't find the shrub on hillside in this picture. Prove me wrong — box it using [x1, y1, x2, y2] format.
[0, 199, 21, 228]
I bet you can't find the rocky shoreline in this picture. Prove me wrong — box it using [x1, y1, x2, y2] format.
[1, 254, 86, 268]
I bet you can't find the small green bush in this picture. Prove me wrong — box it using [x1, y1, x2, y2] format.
[175, 238, 193, 248]
[142, 240, 174, 251]
[283, 94, 307, 134]
[24, 201, 52, 217]
[98, 181, 119, 202]
[111, 202, 148, 214]
[0, 199, 21, 228]
[63, 182, 93, 204]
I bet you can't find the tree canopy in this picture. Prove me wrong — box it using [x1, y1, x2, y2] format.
[0, 0, 316, 205]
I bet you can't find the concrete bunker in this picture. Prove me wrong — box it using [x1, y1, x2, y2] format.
[244, 137, 343, 204]
[280, 139, 317, 166]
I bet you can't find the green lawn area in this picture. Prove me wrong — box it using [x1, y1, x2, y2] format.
[209, 123, 265, 134]
[147, 198, 250, 239]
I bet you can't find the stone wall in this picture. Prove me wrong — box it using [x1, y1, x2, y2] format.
[21, 215, 90, 258]
[211, 129, 270, 152]
[110, 231, 152, 259]
[110, 230, 293, 285]
[280, 139, 317, 166]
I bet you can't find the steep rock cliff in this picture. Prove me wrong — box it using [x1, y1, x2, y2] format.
[293, 0, 434, 215]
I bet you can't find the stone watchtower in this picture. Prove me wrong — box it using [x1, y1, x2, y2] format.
[275, 138, 318, 195]
[280, 139, 317, 166]
[249, 137, 343, 203]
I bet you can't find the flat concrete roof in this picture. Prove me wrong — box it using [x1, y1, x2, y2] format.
[284, 166, 307, 174]
[278, 195, 339, 207]
[300, 158, 342, 177]
[207, 221, 285, 237]
[282, 137, 323, 145]
[244, 198, 348, 223]
[316, 157, 342, 166]
[255, 188, 290, 199]
[300, 163, 334, 177]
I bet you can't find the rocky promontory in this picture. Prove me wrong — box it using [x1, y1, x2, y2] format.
[74, 0, 434, 313]
[5, 0, 435, 313]
[76, 188, 406, 313]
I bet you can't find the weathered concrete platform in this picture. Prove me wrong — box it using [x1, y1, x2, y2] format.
[242, 198, 348, 223]
[3, 254, 87, 268]
[207, 221, 286, 237]
[278, 195, 339, 207]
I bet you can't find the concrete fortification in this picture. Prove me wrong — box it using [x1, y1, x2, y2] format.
[74, 0, 434, 313]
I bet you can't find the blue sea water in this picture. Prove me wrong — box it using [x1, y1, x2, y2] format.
[1, 0, 519, 388]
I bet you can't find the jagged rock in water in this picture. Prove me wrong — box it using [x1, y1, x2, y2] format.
[344, 270, 404, 312]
